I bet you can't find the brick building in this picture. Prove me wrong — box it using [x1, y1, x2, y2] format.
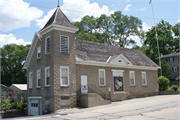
[23, 7, 160, 115]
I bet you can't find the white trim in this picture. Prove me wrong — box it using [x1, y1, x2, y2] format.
[29, 72, 33, 88]
[111, 70, 124, 72]
[28, 96, 42, 99]
[129, 71, 135, 86]
[37, 69, 41, 88]
[106, 56, 111, 63]
[45, 66, 50, 86]
[99, 69, 106, 86]
[141, 72, 147, 86]
[60, 35, 69, 53]
[110, 54, 132, 65]
[37, 46, 41, 59]
[76, 60, 160, 70]
[23, 34, 38, 69]
[60, 66, 70, 86]
[45, 36, 50, 55]
[39, 24, 79, 35]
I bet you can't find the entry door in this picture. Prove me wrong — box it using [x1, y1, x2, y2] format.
[81, 75, 88, 93]
[30, 99, 39, 115]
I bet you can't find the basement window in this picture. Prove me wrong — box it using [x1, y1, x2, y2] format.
[61, 96, 70, 104]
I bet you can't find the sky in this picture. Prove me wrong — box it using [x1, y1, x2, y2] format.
[0, 0, 179, 48]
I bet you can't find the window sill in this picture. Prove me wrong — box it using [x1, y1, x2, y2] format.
[36, 86, 41, 88]
[99, 85, 106, 87]
[113, 92, 129, 94]
[130, 85, 135, 86]
[142, 85, 147, 87]
[45, 53, 50, 55]
[61, 85, 69, 88]
[37, 57, 41, 59]
[45, 85, 50, 87]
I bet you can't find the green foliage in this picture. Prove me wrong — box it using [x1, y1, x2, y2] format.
[167, 87, 174, 91]
[144, 20, 179, 62]
[171, 85, 178, 92]
[176, 76, 180, 81]
[10, 102, 18, 109]
[73, 11, 144, 47]
[16, 102, 23, 110]
[1, 44, 30, 86]
[158, 60, 173, 79]
[158, 76, 170, 91]
[0, 97, 11, 111]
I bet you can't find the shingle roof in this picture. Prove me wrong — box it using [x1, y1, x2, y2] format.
[75, 39, 159, 67]
[42, 7, 77, 30]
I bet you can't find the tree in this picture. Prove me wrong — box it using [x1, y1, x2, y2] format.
[1, 44, 30, 86]
[172, 22, 180, 52]
[112, 11, 144, 47]
[72, 11, 144, 47]
[144, 20, 175, 62]
[158, 60, 173, 79]
[158, 76, 169, 91]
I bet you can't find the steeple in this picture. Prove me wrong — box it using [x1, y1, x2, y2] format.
[41, 7, 77, 30]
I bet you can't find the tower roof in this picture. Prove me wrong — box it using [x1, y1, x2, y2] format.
[42, 7, 77, 30]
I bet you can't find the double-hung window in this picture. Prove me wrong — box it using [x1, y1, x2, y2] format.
[29, 72, 33, 88]
[37, 69, 41, 87]
[60, 66, 69, 86]
[60, 36, 69, 53]
[45, 37, 50, 54]
[99, 69, 106, 86]
[129, 71, 135, 86]
[45, 66, 50, 86]
[37, 47, 41, 59]
[142, 72, 147, 86]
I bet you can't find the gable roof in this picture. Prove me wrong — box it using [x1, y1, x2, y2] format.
[10, 84, 27, 91]
[75, 39, 159, 68]
[42, 7, 77, 30]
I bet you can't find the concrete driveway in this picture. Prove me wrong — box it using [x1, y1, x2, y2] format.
[3, 94, 180, 120]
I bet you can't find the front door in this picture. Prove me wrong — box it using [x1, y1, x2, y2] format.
[30, 99, 39, 115]
[81, 75, 88, 93]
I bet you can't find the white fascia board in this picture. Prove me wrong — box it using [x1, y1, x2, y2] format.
[23, 33, 38, 69]
[28, 96, 42, 99]
[39, 24, 79, 35]
[76, 60, 160, 70]
[110, 54, 132, 65]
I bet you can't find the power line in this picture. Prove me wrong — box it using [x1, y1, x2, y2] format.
[1, 0, 179, 21]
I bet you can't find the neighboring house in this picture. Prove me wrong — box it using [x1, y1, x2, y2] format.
[10, 84, 27, 102]
[0, 84, 9, 97]
[156, 53, 179, 79]
[23, 7, 160, 115]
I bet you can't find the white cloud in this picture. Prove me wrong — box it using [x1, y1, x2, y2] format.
[36, 8, 56, 28]
[0, 34, 31, 48]
[140, 8, 145, 11]
[124, 4, 132, 11]
[0, 0, 43, 32]
[36, 0, 114, 29]
[177, 19, 180, 22]
[127, 0, 130, 2]
[142, 22, 151, 32]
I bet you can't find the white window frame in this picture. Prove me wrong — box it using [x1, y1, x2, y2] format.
[29, 72, 33, 88]
[99, 69, 106, 86]
[60, 66, 69, 86]
[169, 58, 173, 62]
[60, 35, 69, 53]
[142, 72, 147, 86]
[45, 36, 50, 54]
[45, 66, 50, 86]
[37, 46, 41, 59]
[173, 67, 177, 72]
[37, 69, 41, 87]
[129, 71, 135, 86]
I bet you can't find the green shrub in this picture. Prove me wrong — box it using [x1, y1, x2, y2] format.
[167, 87, 174, 91]
[171, 85, 178, 91]
[0, 97, 11, 111]
[10, 102, 18, 109]
[158, 76, 170, 91]
[16, 102, 23, 110]
[176, 76, 180, 81]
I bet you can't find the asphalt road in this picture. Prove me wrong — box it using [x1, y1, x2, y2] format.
[3, 94, 180, 120]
